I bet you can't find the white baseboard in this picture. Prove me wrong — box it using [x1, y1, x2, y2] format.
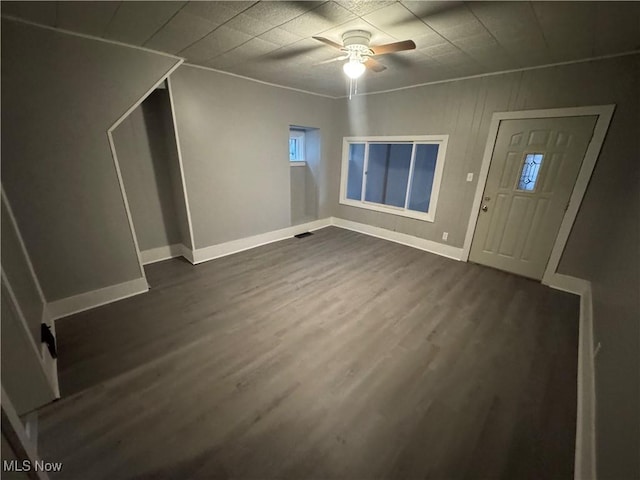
[47, 277, 149, 321]
[22, 411, 38, 451]
[547, 273, 596, 480]
[190, 217, 464, 266]
[141, 244, 184, 265]
[192, 218, 331, 264]
[543, 272, 590, 295]
[330, 217, 464, 261]
[180, 244, 195, 264]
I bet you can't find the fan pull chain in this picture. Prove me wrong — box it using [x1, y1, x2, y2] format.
[348, 77, 359, 100]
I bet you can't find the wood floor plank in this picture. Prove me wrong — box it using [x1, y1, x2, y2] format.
[38, 227, 579, 479]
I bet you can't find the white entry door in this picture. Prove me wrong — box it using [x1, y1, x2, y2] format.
[469, 116, 597, 280]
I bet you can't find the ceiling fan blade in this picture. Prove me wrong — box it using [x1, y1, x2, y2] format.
[370, 40, 416, 55]
[264, 45, 320, 61]
[315, 55, 349, 65]
[312, 36, 344, 51]
[364, 58, 387, 73]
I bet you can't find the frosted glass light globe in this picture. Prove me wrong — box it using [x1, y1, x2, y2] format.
[343, 60, 366, 79]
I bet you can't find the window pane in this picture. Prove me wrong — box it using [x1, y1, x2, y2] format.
[408, 144, 439, 213]
[346, 143, 365, 200]
[365, 143, 412, 207]
[289, 138, 297, 160]
[517, 153, 544, 191]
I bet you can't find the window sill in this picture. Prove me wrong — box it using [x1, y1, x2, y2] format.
[339, 198, 435, 223]
[289, 161, 306, 167]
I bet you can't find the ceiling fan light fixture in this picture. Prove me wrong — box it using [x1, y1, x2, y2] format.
[343, 59, 366, 79]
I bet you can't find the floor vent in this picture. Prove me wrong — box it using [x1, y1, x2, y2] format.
[294, 232, 313, 239]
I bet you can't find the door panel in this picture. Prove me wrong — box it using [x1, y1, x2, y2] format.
[470, 116, 597, 279]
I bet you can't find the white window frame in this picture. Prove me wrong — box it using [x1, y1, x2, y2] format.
[289, 129, 306, 165]
[339, 135, 448, 223]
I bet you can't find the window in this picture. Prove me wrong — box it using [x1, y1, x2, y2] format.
[289, 129, 305, 163]
[517, 153, 544, 191]
[340, 135, 448, 222]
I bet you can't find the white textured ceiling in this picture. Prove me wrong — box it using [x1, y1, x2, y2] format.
[2, 1, 639, 97]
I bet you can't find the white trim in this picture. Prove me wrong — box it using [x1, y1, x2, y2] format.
[339, 135, 449, 223]
[166, 76, 197, 250]
[190, 216, 464, 266]
[1, 188, 49, 303]
[109, 60, 183, 132]
[547, 274, 596, 480]
[23, 411, 38, 448]
[180, 244, 195, 265]
[47, 277, 148, 321]
[107, 58, 184, 284]
[1, 14, 183, 61]
[289, 161, 307, 167]
[1, 269, 55, 393]
[2, 188, 60, 397]
[345, 50, 640, 98]
[462, 105, 615, 285]
[183, 63, 336, 99]
[1, 386, 51, 480]
[330, 217, 464, 261]
[107, 130, 147, 279]
[289, 129, 306, 161]
[546, 273, 590, 296]
[542, 106, 615, 284]
[141, 244, 184, 265]
[192, 219, 331, 264]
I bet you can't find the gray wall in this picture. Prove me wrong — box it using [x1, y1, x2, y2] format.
[305, 129, 321, 221]
[113, 88, 189, 252]
[290, 165, 307, 225]
[169, 66, 338, 249]
[1, 197, 44, 345]
[290, 128, 321, 226]
[331, 54, 639, 479]
[1, 19, 179, 301]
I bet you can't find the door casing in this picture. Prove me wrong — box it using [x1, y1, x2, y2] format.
[461, 105, 615, 285]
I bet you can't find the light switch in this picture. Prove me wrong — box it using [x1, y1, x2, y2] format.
[466, 173, 474, 182]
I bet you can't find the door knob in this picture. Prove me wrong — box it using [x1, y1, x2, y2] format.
[481, 205, 488, 212]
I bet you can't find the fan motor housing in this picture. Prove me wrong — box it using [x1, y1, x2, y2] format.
[342, 30, 372, 52]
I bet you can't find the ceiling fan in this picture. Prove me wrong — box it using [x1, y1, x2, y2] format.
[312, 30, 416, 79]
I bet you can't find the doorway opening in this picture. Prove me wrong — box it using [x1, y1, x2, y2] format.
[109, 76, 192, 275]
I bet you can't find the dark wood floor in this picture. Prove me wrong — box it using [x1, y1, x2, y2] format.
[38, 227, 579, 479]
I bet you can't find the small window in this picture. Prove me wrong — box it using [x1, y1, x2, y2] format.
[289, 129, 305, 162]
[340, 135, 448, 222]
[517, 153, 544, 191]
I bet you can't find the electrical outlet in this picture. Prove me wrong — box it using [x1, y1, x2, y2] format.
[466, 172, 474, 182]
[442, 232, 448, 241]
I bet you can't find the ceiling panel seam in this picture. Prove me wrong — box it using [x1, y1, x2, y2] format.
[141, 2, 189, 48]
[175, 1, 259, 58]
[100, 1, 123, 39]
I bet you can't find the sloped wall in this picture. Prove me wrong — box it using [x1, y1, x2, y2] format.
[1, 19, 180, 301]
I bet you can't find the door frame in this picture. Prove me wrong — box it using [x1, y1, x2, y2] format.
[461, 105, 615, 284]
[106, 59, 185, 283]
